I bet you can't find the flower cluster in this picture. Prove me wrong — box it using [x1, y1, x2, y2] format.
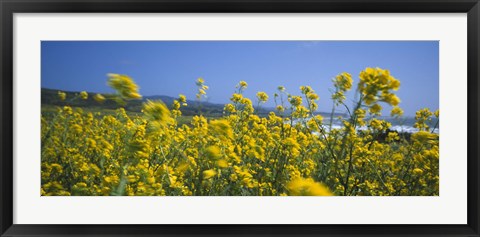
[358, 67, 402, 116]
[42, 68, 439, 196]
[107, 73, 142, 100]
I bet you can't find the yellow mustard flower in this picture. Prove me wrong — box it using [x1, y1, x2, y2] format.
[287, 177, 333, 196]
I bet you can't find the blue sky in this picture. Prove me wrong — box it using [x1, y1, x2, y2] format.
[41, 41, 438, 116]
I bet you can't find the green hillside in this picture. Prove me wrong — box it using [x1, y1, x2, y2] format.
[42, 88, 247, 117]
[42, 88, 344, 119]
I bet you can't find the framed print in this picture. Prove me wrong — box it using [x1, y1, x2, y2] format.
[1, 0, 479, 236]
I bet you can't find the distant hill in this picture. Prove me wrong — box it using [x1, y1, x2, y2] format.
[41, 88, 344, 118]
[42, 88, 227, 116]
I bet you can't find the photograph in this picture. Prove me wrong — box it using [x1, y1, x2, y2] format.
[40, 40, 439, 196]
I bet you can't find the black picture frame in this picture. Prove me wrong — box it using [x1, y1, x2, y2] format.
[1, 0, 479, 236]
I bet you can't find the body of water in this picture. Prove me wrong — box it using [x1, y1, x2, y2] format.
[297, 116, 439, 134]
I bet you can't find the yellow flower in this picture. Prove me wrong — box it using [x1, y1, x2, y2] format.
[176, 162, 190, 173]
[86, 138, 97, 148]
[300, 86, 312, 94]
[412, 131, 437, 143]
[231, 93, 243, 103]
[209, 119, 233, 138]
[390, 79, 400, 90]
[203, 169, 217, 179]
[80, 91, 88, 100]
[307, 92, 319, 100]
[381, 93, 401, 106]
[358, 67, 401, 105]
[275, 105, 285, 113]
[355, 108, 366, 122]
[217, 159, 229, 168]
[256, 92, 269, 103]
[179, 94, 187, 104]
[289, 96, 302, 107]
[413, 168, 424, 175]
[313, 115, 323, 123]
[391, 106, 404, 117]
[238, 81, 248, 89]
[414, 108, 434, 131]
[196, 77, 205, 85]
[58, 91, 66, 101]
[369, 103, 382, 115]
[333, 72, 353, 91]
[195, 78, 208, 100]
[142, 100, 171, 124]
[205, 145, 222, 160]
[93, 94, 105, 103]
[386, 132, 400, 142]
[63, 106, 73, 115]
[107, 73, 142, 100]
[287, 177, 332, 196]
[369, 118, 389, 131]
[172, 100, 181, 110]
[224, 103, 236, 113]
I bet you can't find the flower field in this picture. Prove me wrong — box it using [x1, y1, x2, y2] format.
[41, 67, 439, 196]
